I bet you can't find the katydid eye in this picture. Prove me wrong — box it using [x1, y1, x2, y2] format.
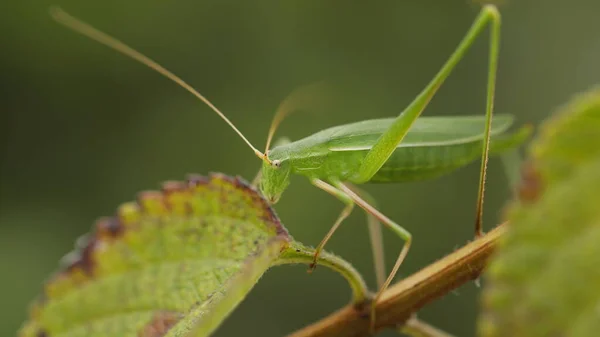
[272, 160, 281, 168]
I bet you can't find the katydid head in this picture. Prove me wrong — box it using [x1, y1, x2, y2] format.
[259, 157, 291, 204]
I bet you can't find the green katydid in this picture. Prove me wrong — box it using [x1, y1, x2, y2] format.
[51, 4, 529, 330]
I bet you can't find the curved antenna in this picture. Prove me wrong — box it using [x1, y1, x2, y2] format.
[264, 81, 329, 154]
[264, 96, 295, 154]
[50, 7, 269, 163]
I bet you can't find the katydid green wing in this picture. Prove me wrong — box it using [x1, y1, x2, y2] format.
[18, 173, 291, 337]
[480, 88, 600, 337]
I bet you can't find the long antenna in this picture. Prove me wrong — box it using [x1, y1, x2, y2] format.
[50, 7, 269, 163]
[263, 81, 330, 154]
[264, 98, 294, 154]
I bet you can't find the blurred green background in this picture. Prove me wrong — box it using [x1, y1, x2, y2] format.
[2, 0, 599, 336]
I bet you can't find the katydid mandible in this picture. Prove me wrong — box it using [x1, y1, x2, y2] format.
[51, 4, 529, 329]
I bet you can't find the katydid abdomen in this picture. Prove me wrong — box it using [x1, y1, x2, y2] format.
[268, 114, 530, 184]
[367, 125, 529, 183]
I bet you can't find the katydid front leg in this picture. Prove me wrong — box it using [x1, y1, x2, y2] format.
[308, 179, 355, 271]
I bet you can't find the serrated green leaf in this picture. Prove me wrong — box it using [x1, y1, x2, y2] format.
[18, 173, 291, 337]
[480, 87, 600, 337]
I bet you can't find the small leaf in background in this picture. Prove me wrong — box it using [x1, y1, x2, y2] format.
[18, 173, 291, 337]
[480, 87, 600, 337]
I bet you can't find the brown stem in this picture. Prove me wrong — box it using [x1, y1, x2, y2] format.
[288, 224, 506, 337]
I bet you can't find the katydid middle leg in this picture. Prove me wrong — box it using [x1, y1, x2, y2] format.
[336, 183, 412, 331]
[308, 179, 411, 328]
[331, 186, 454, 336]
[345, 183, 387, 289]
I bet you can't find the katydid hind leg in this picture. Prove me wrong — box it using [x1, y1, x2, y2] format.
[336, 183, 412, 332]
[308, 179, 355, 272]
[346, 184, 386, 289]
[356, 4, 502, 211]
[474, 6, 501, 237]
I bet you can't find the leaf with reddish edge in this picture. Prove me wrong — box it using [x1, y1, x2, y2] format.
[18, 173, 368, 337]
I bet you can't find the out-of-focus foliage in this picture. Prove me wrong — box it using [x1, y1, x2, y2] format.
[480, 88, 600, 337]
[2, 1, 599, 336]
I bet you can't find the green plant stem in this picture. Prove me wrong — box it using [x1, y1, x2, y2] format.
[274, 241, 371, 304]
